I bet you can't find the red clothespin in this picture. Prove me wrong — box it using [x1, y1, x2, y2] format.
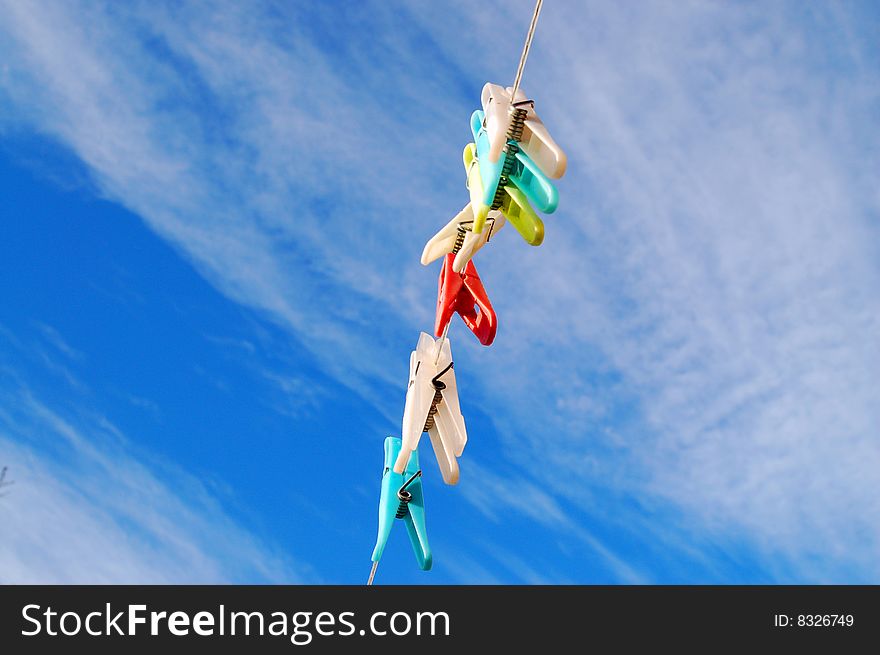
[434, 253, 497, 346]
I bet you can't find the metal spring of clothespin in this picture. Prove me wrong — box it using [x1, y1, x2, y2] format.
[452, 224, 468, 254]
[449, 214, 501, 258]
[395, 470, 422, 518]
[489, 104, 530, 209]
[422, 362, 453, 432]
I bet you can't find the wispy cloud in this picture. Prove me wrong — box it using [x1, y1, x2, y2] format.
[0, 354, 308, 583]
[460, 461, 649, 584]
[1, 0, 878, 582]
[474, 1, 880, 581]
[0, 317, 313, 582]
[33, 321, 84, 361]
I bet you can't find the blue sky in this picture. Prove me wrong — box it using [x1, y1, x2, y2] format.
[1, 0, 878, 584]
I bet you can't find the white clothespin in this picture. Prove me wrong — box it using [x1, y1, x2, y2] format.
[395, 332, 468, 485]
[421, 205, 506, 273]
[481, 82, 567, 179]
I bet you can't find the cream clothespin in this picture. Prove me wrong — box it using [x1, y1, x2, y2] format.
[420, 204, 506, 273]
[395, 332, 467, 485]
[481, 82, 567, 179]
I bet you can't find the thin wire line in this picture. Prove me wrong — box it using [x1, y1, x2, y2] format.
[367, 560, 378, 586]
[433, 321, 451, 366]
[510, 0, 544, 103]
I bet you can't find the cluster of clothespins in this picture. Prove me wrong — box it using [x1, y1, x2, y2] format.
[368, 1, 566, 584]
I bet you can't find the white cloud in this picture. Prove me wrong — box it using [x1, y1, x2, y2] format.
[33, 321, 84, 361]
[0, 320, 307, 583]
[459, 461, 649, 584]
[0, 384, 306, 584]
[1, 0, 878, 581]
[478, 2, 880, 581]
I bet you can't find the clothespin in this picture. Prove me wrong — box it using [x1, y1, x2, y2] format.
[396, 332, 468, 485]
[481, 82, 567, 179]
[472, 110, 559, 217]
[435, 253, 496, 346]
[371, 436, 431, 580]
[421, 204, 505, 273]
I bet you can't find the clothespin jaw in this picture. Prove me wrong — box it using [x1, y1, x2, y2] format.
[481, 82, 568, 179]
[372, 437, 431, 571]
[421, 204, 473, 266]
[512, 148, 558, 214]
[481, 83, 515, 164]
[499, 183, 544, 246]
[397, 333, 468, 485]
[464, 143, 491, 234]
[435, 253, 497, 346]
[471, 110, 504, 209]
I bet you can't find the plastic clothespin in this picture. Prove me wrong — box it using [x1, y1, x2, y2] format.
[396, 332, 468, 485]
[481, 82, 568, 179]
[372, 436, 431, 572]
[420, 203, 506, 273]
[435, 253, 496, 346]
[471, 110, 558, 216]
[464, 127, 544, 247]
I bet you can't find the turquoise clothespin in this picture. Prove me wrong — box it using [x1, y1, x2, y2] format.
[471, 110, 558, 214]
[369, 437, 431, 583]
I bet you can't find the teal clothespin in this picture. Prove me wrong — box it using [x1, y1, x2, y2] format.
[368, 437, 431, 584]
[471, 109, 558, 214]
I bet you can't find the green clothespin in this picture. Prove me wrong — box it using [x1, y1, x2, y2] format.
[464, 136, 545, 246]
